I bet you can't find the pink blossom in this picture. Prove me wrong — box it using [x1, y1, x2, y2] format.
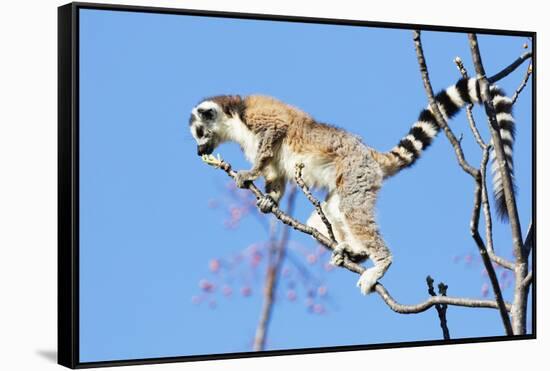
[250, 252, 262, 268]
[248, 244, 259, 254]
[481, 282, 489, 297]
[199, 279, 215, 292]
[313, 303, 325, 314]
[464, 254, 473, 265]
[287, 290, 297, 302]
[209, 259, 221, 273]
[241, 286, 252, 297]
[306, 254, 317, 265]
[230, 207, 243, 221]
[317, 286, 328, 297]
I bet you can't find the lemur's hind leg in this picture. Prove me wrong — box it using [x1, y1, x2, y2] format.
[352, 227, 392, 295]
[332, 154, 393, 295]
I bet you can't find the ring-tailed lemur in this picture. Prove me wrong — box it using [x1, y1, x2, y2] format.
[189, 77, 516, 295]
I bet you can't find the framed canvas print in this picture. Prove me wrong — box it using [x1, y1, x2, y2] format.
[58, 2, 536, 368]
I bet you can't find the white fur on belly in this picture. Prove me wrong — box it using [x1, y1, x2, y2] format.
[279, 144, 336, 190]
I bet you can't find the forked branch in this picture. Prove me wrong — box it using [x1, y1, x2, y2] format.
[414, 30, 513, 334]
[453, 56, 514, 271]
[468, 33, 528, 335]
[426, 276, 450, 340]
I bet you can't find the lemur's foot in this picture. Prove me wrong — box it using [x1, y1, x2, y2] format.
[356, 269, 379, 295]
[234, 170, 254, 189]
[330, 242, 349, 267]
[257, 195, 276, 213]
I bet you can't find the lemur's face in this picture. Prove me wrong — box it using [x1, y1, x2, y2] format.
[189, 101, 223, 156]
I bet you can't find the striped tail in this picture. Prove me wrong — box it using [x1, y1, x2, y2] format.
[376, 77, 516, 220]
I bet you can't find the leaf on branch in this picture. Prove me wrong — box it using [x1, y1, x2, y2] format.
[201, 153, 224, 168]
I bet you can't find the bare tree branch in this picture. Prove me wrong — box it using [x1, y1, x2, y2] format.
[453, 56, 515, 272]
[511, 64, 532, 105]
[468, 33, 528, 335]
[375, 284, 511, 313]
[426, 276, 450, 340]
[295, 163, 337, 243]
[413, 31, 512, 334]
[522, 271, 532, 288]
[201, 155, 512, 315]
[469, 147, 513, 335]
[480, 152, 515, 271]
[412, 31, 478, 178]
[253, 186, 297, 351]
[487, 51, 533, 84]
[454, 57, 486, 148]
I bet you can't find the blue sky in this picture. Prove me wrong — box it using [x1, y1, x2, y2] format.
[78, 8, 533, 363]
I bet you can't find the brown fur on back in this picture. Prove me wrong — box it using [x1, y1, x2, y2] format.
[242, 95, 368, 167]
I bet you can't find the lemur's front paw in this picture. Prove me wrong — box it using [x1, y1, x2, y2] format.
[257, 195, 276, 213]
[330, 242, 349, 267]
[356, 269, 378, 295]
[234, 171, 254, 189]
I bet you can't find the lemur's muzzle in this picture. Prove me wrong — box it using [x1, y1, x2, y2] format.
[197, 143, 214, 156]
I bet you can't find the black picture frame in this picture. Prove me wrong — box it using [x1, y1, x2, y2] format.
[58, 2, 537, 368]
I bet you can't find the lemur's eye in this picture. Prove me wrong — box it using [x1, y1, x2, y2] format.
[198, 108, 215, 121]
[196, 126, 204, 138]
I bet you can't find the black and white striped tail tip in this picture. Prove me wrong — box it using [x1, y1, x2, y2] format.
[489, 85, 516, 222]
[388, 78, 517, 223]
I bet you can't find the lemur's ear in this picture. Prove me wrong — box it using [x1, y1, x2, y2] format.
[198, 108, 216, 121]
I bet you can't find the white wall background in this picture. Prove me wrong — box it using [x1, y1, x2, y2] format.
[0, 0, 546, 370]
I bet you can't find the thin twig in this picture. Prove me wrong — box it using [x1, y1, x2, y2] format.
[412, 31, 478, 178]
[426, 276, 450, 340]
[469, 33, 527, 335]
[201, 155, 512, 314]
[469, 147, 514, 335]
[295, 163, 337, 243]
[511, 64, 532, 104]
[454, 56, 486, 148]
[522, 271, 532, 288]
[487, 51, 533, 84]
[253, 186, 297, 351]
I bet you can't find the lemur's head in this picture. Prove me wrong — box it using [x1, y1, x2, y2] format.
[189, 100, 224, 156]
[189, 95, 246, 156]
